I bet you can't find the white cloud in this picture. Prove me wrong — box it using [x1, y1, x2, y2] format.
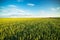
[40, 10, 45, 14]
[0, 5, 60, 18]
[50, 7, 60, 16]
[37, 8, 60, 17]
[8, 5, 17, 8]
[0, 5, 26, 17]
[51, 7, 60, 11]
[27, 3, 35, 7]
[57, 7, 60, 10]
[0, 5, 34, 18]
[51, 8, 56, 11]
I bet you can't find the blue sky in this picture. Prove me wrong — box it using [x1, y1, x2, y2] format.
[0, 0, 60, 17]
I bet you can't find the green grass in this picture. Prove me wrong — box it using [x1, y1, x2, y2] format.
[0, 18, 60, 40]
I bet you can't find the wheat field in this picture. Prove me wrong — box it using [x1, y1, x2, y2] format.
[0, 18, 60, 40]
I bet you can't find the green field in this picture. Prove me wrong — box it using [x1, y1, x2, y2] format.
[0, 18, 60, 40]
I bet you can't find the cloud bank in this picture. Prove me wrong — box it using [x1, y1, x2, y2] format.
[0, 5, 33, 18]
[0, 5, 60, 18]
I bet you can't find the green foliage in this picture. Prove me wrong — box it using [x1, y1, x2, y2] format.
[0, 18, 60, 40]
